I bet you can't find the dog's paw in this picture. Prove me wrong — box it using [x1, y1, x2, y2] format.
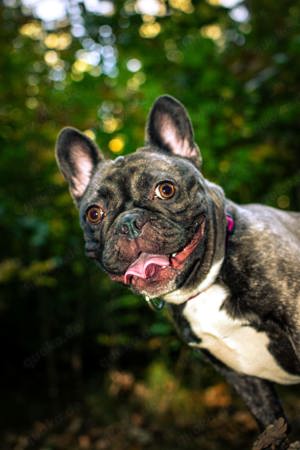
[252, 418, 289, 450]
[288, 442, 300, 450]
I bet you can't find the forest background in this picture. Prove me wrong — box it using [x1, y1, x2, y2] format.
[1, 0, 300, 449]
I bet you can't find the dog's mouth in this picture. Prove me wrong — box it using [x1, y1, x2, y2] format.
[110, 217, 206, 290]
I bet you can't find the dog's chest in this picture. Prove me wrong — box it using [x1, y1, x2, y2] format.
[182, 284, 300, 385]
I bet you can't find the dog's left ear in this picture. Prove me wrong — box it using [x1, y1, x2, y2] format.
[146, 95, 202, 168]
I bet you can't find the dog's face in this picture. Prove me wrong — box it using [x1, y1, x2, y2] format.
[56, 96, 226, 303]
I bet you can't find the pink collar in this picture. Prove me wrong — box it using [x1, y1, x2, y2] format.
[226, 213, 235, 235]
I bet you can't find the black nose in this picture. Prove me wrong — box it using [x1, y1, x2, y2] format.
[118, 213, 143, 240]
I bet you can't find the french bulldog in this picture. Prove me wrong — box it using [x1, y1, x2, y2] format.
[56, 95, 300, 448]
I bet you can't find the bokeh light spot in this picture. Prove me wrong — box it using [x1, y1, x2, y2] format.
[169, 0, 194, 14]
[102, 117, 121, 133]
[44, 32, 72, 50]
[72, 60, 90, 73]
[127, 58, 142, 72]
[19, 21, 43, 39]
[109, 137, 125, 153]
[139, 22, 161, 39]
[35, 0, 67, 22]
[230, 5, 250, 22]
[135, 0, 166, 16]
[44, 50, 59, 66]
[85, 0, 115, 16]
[201, 24, 222, 40]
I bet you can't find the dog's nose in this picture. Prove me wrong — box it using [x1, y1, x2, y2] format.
[118, 213, 143, 240]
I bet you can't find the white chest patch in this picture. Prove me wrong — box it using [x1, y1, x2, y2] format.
[183, 284, 300, 385]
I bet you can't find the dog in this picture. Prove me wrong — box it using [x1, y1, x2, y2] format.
[56, 95, 300, 448]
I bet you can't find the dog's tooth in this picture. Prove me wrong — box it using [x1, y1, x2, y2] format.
[172, 252, 177, 257]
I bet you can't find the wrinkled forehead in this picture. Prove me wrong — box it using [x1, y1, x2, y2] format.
[100, 151, 199, 183]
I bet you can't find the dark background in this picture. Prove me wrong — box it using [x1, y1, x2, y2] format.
[1, 0, 300, 449]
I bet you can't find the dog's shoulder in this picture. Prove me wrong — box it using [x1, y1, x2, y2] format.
[226, 201, 300, 268]
[238, 203, 300, 241]
[221, 200, 300, 334]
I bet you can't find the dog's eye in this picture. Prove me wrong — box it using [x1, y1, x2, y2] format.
[155, 181, 176, 200]
[86, 205, 105, 224]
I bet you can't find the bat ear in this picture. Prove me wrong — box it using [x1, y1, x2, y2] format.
[55, 127, 103, 203]
[146, 95, 202, 168]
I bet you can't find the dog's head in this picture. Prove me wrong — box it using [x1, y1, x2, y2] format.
[56, 96, 227, 303]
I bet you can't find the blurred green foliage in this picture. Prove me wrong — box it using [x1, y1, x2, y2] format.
[0, 0, 299, 448]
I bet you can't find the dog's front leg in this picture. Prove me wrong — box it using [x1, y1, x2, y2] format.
[201, 350, 286, 429]
[201, 351, 289, 449]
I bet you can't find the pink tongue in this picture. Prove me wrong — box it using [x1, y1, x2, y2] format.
[124, 253, 170, 284]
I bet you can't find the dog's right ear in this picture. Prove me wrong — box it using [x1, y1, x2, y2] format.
[146, 95, 202, 168]
[55, 127, 103, 204]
